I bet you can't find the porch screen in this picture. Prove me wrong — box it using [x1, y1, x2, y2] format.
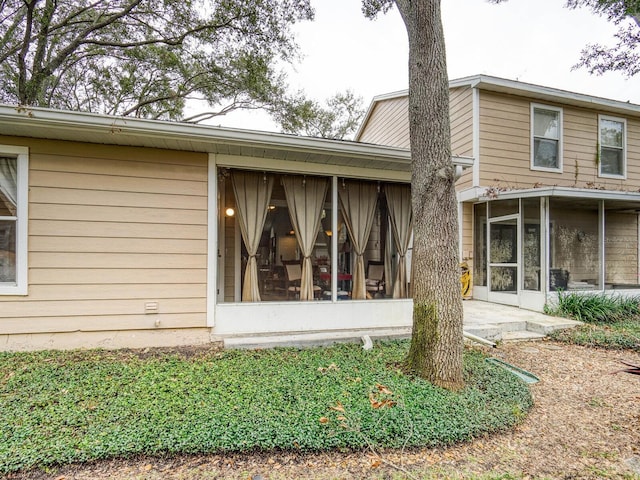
[338, 180, 378, 299]
[231, 171, 274, 302]
[282, 176, 328, 301]
[385, 184, 413, 298]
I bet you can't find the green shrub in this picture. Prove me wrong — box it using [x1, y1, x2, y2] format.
[546, 291, 640, 324]
[550, 320, 640, 351]
[0, 341, 532, 474]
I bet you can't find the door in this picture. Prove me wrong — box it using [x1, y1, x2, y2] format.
[488, 215, 519, 306]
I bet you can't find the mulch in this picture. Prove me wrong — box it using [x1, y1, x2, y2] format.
[8, 340, 640, 480]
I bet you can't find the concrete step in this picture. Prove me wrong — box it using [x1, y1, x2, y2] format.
[526, 317, 582, 335]
[501, 330, 546, 342]
[221, 327, 412, 349]
[463, 325, 503, 342]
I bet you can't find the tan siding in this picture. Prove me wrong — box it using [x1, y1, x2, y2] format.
[450, 87, 474, 157]
[0, 137, 208, 334]
[358, 97, 410, 148]
[605, 212, 638, 285]
[478, 91, 640, 191]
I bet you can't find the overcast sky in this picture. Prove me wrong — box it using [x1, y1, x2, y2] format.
[212, 0, 639, 133]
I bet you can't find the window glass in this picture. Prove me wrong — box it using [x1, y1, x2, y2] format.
[473, 203, 487, 287]
[532, 107, 561, 170]
[599, 117, 625, 177]
[0, 157, 17, 285]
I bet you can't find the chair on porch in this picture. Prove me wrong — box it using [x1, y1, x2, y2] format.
[283, 260, 321, 300]
[365, 260, 385, 298]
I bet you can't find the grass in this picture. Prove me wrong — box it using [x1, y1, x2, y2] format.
[546, 291, 640, 351]
[0, 341, 532, 474]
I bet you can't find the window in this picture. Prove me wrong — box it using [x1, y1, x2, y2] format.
[531, 104, 562, 172]
[0, 146, 28, 295]
[599, 115, 626, 178]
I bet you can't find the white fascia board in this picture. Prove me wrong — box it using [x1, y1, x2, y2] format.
[479, 186, 640, 202]
[457, 186, 486, 203]
[0, 104, 413, 164]
[0, 105, 475, 169]
[457, 75, 640, 117]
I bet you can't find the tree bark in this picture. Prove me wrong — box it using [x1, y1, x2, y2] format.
[395, 0, 464, 390]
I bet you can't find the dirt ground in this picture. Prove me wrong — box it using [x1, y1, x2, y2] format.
[8, 340, 640, 480]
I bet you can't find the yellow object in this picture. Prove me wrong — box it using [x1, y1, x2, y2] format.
[460, 261, 471, 298]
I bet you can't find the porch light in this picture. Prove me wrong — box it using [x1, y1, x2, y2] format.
[225, 207, 235, 217]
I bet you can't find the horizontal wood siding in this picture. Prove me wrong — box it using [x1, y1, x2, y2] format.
[450, 87, 474, 190]
[478, 91, 640, 191]
[0, 136, 208, 335]
[358, 97, 410, 148]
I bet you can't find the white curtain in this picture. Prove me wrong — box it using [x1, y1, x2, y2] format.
[338, 181, 378, 300]
[231, 171, 274, 302]
[0, 157, 17, 216]
[385, 184, 413, 298]
[384, 217, 394, 297]
[282, 176, 328, 301]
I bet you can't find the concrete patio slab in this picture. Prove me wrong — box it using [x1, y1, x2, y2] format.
[220, 300, 581, 348]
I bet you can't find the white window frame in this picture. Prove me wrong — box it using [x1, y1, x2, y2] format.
[0, 145, 28, 295]
[530, 103, 563, 173]
[598, 114, 627, 179]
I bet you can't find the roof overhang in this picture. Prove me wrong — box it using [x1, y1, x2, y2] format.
[0, 104, 474, 175]
[451, 75, 640, 117]
[356, 75, 640, 141]
[458, 185, 640, 204]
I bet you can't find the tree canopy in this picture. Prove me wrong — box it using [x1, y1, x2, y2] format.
[568, 0, 640, 76]
[0, 0, 313, 121]
[274, 90, 365, 139]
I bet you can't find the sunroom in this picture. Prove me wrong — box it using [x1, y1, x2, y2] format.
[464, 186, 640, 311]
[211, 153, 473, 339]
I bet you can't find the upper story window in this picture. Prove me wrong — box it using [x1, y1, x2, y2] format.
[531, 104, 563, 172]
[0, 146, 28, 295]
[599, 115, 626, 178]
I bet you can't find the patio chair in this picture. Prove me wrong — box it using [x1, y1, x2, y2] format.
[365, 260, 385, 298]
[283, 260, 321, 300]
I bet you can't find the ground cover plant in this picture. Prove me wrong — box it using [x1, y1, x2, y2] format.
[0, 341, 532, 475]
[547, 291, 640, 351]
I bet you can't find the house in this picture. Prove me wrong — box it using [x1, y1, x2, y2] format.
[356, 74, 640, 312]
[0, 105, 472, 351]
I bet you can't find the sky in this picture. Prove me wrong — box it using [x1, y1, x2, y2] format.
[211, 0, 639, 133]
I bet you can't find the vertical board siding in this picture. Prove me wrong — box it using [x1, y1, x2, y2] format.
[478, 91, 640, 191]
[605, 212, 639, 285]
[0, 137, 208, 335]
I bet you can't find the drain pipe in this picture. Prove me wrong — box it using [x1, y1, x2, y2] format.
[463, 331, 497, 348]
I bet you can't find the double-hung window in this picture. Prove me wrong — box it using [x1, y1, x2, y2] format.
[598, 115, 626, 178]
[0, 146, 28, 295]
[531, 104, 562, 172]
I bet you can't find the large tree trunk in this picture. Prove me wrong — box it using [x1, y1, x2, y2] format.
[395, 0, 464, 390]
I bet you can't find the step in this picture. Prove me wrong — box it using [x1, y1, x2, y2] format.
[221, 327, 412, 349]
[501, 330, 547, 342]
[526, 317, 582, 334]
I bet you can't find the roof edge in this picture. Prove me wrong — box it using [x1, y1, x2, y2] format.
[0, 104, 415, 162]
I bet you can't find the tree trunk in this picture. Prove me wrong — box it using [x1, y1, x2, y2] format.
[395, 0, 464, 390]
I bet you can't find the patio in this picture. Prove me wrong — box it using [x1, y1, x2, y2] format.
[220, 300, 581, 348]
